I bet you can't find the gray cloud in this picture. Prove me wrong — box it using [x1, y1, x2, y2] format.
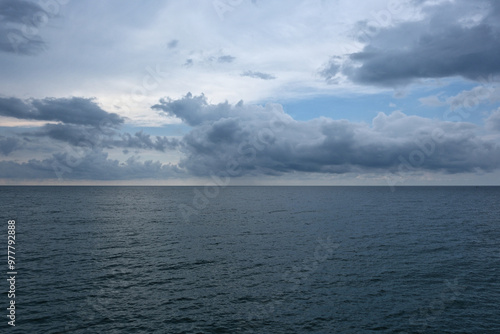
[485, 109, 500, 132]
[419, 95, 446, 107]
[0, 0, 50, 55]
[167, 39, 178, 49]
[241, 70, 276, 80]
[447, 84, 500, 110]
[33, 123, 107, 148]
[217, 55, 235, 63]
[0, 96, 124, 127]
[3, 93, 500, 181]
[154, 94, 500, 177]
[0, 96, 183, 180]
[115, 131, 179, 152]
[420, 84, 500, 112]
[0, 0, 43, 23]
[28, 123, 179, 153]
[0, 149, 182, 180]
[0, 135, 22, 155]
[0, 96, 179, 179]
[152, 92, 233, 126]
[319, 56, 341, 83]
[326, 0, 500, 87]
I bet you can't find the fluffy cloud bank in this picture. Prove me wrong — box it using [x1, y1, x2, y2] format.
[2, 93, 500, 181]
[0, 150, 180, 180]
[153, 93, 500, 177]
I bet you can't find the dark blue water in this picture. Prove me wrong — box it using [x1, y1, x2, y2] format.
[1, 186, 499, 333]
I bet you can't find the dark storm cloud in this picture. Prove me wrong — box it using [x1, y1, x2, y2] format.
[0, 149, 182, 180]
[0, 0, 49, 55]
[241, 70, 276, 80]
[0, 96, 124, 126]
[325, 0, 500, 86]
[155, 94, 500, 177]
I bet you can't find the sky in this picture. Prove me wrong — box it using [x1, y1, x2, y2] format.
[1, 0, 500, 185]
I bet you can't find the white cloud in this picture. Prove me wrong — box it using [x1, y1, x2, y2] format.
[420, 82, 500, 114]
[419, 95, 446, 107]
[447, 84, 500, 110]
[0, 0, 399, 124]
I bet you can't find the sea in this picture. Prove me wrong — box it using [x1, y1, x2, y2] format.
[1, 186, 499, 333]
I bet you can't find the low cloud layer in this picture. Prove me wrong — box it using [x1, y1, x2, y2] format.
[0, 96, 180, 180]
[153, 93, 500, 177]
[115, 131, 179, 152]
[2, 93, 500, 181]
[0, 149, 181, 180]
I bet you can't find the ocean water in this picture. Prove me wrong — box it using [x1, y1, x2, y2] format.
[1, 186, 499, 333]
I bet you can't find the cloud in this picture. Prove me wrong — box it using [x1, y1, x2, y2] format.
[152, 92, 233, 126]
[328, 0, 500, 87]
[155, 94, 500, 177]
[485, 108, 500, 132]
[0, 149, 182, 180]
[167, 39, 178, 49]
[0, 95, 182, 180]
[0, 97, 124, 127]
[31, 123, 109, 148]
[0, 95, 181, 182]
[318, 56, 342, 83]
[217, 55, 235, 63]
[419, 95, 446, 107]
[447, 84, 500, 110]
[241, 70, 276, 80]
[27, 122, 179, 153]
[115, 131, 179, 152]
[0, 0, 50, 55]
[3, 93, 500, 181]
[0, 135, 22, 155]
[420, 83, 500, 110]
